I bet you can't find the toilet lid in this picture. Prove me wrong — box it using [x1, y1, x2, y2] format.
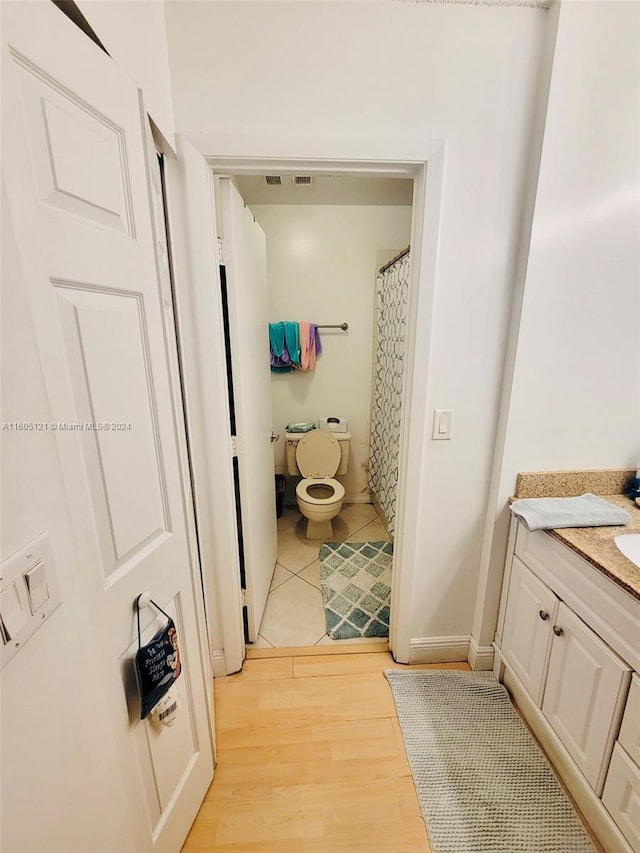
[296, 430, 341, 477]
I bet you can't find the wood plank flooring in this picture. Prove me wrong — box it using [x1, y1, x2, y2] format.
[182, 651, 470, 852]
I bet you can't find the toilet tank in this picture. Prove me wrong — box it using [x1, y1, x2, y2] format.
[285, 431, 351, 476]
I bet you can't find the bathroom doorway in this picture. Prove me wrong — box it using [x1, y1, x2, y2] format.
[220, 172, 413, 649]
[170, 139, 444, 672]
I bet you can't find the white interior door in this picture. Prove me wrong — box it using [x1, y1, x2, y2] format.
[2, 4, 213, 849]
[219, 178, 277, 641]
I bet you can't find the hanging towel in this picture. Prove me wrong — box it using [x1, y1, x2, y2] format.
[269, 322, 285, 361]
[510, 493, 632, 532]
[305, 323, 322, 370]
[299, 321, 311, 370]
[269, 321, 292, 372]
[312, 324, 322, 357]
[283, 321, 301, 368]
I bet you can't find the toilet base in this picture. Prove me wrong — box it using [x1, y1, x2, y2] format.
[305, 518, 334, 540]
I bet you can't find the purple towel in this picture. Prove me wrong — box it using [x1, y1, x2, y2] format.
[311, 324, 322, 356]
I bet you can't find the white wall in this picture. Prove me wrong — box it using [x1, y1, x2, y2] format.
[475, 0, 640, 647]
[1, 195, 136, 853]
[165, 1, 549, 639]
[75, 0, 176, 147]
[252, 203, 412, 500]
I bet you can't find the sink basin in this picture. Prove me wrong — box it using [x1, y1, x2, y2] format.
[614, 533, 640, 568]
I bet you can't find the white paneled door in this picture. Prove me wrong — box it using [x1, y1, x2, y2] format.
[219, 179, 278, 641]
[2, 3, 213, 850]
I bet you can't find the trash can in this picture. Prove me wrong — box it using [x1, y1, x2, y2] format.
[275, 474, 286, 518]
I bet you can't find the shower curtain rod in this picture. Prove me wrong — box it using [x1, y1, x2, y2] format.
[317, 323, 349, 331]
[379, 245, 410, 274]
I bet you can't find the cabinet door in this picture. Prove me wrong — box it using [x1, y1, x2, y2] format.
[619, 674, 640, 766]
[602, 743, 640, 853]
[502, 557, 558, 705]
[542, 603, 632, 795]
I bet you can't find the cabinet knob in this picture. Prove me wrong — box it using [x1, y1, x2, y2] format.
[539, 610, 549, 621]
[552, 625, 564, 637]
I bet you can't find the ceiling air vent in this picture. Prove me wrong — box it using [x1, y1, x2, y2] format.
[264, 175, 283, 185]
[293, 175, 313, 186]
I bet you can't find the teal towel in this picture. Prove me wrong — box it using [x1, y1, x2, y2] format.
[510, 493, 631, 531]
[269, 322, 285, 358]
[283, 321, 300, 367]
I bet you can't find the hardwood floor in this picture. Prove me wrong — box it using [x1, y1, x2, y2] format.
[182, 651, 470, 852]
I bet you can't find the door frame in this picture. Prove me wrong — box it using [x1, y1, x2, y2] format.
[166, 134, 445, 670]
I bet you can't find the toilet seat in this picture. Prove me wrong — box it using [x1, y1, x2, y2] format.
[296, 477, 345, 505]
[295, 430, 340, 478]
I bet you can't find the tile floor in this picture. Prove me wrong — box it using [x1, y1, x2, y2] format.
[253, 503, 392, 648]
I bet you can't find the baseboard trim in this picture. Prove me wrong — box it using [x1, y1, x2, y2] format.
[211, 648, 227, 678]
[246, 640, 389, 659]
[371, 495, 391, 530]
[344, 493, 372, 504]
[468, 636, 495, 671]
[409, 635, 470, 663]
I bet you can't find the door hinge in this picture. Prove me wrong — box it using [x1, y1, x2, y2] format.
[219, 237, 233, 266]
[230, 435, 238, 457]
[241, 589, 247, 606]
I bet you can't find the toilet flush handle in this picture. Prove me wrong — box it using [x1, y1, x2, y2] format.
[270, 432, 280, 443]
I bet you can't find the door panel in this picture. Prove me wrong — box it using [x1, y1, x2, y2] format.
[542, 602, 631, 794]
[502, 557, 558, 705]
[123, 597, 199, 819]
[2, 4, 213, 849]
[219, 178, 277, 641]
[54, 282, 170, 570]
[14, 49, 134, 235]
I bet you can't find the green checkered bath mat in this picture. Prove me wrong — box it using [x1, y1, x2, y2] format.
[319, 541, 392, 639]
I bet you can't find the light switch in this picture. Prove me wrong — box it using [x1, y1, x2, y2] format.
[25, 561, 49, 612]
[0, 582, 28, 641]
[432, 409, 453, 440]
[1, 532, 62, 669]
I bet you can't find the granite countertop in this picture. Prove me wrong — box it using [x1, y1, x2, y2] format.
[514, 468, 640, 601]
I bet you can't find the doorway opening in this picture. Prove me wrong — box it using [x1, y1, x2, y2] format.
[170, 141, 444, 673]
[217, 172, 414, 650]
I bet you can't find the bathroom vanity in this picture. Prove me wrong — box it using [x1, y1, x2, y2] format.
[494, 474, 640, 853]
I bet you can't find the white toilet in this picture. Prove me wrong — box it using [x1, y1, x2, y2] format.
[285, 429, 351, 539]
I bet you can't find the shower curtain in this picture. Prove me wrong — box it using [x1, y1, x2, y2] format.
[368, 252, 410, 536]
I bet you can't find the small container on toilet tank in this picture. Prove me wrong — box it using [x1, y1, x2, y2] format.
[319, 417, 348, 433]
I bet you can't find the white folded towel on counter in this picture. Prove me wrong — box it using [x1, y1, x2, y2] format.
[510, 493, 632, 531]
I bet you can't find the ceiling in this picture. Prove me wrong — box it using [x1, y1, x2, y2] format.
[234, 174, 414, 206]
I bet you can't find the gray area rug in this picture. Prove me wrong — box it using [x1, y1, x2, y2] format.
[385, 670, 596, 853]
[319, 541, 392, 639]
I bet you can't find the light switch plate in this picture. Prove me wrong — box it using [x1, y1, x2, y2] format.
[1, 533, 61, 669]
[432, 409, 453, 440]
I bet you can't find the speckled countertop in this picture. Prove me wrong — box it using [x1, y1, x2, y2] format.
[514, 469, 640, 601]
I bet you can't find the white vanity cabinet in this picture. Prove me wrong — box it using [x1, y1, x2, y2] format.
[502, 558, 630, 793]
[602, 675, 640, 852]
[497, 519, 640, 852]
